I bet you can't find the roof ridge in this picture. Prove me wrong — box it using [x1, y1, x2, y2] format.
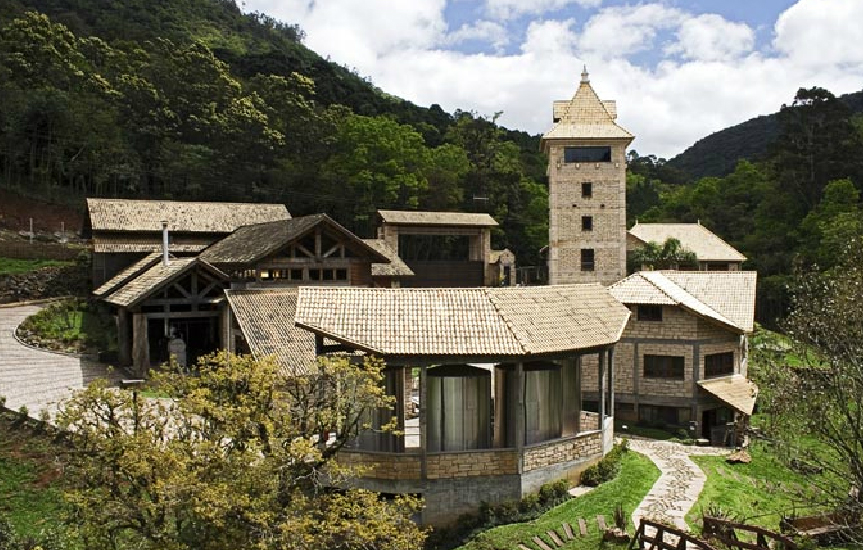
[485, 287, 530, 355]
[641, 271, 739, 330]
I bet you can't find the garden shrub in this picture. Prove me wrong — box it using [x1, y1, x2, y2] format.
[581, 439, 629, 487]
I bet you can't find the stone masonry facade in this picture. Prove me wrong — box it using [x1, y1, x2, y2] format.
[523, 431, 602, 471]
[548, 143, 628, 286]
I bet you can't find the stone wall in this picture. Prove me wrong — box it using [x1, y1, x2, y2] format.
[547, 141, 628, 286]
[337, 451, 422, 480]
[423, 474, 521, 525]
[523, 431, 602, 472]
[426, 449, 518, 479]
[580, 410, 599, 431]
[0, 264, 88, 303]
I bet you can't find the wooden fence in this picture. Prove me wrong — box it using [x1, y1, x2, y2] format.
[630, 520, 717, 550]
[703, 517, 797, 550]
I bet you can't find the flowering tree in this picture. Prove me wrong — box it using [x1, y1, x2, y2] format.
[57, 352, 425, 550]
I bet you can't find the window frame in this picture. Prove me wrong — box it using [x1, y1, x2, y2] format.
[563, 146, 612, 163]
[581, 182, 592, 198]
[637, 305, 663, 322]
[643, 354, 685, 380]
[580, 248, 595, 271]
[704, 351, 735, 378]
[581, 215, 593, 231]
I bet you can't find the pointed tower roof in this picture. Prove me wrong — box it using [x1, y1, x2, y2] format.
[541, 68, 633, 151]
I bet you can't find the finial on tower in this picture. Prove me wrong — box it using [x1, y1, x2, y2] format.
[581, 65, 589, 84]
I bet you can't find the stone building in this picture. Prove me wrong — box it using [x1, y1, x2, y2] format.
[628, 221, 747, 271]
[580, 271, 757, 445]
[85, 198, 290, 287]
[542, 69, 633, 286]
[224, 284, 630, 525]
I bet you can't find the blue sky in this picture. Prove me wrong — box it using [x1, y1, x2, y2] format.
[244, 0, 863, 158]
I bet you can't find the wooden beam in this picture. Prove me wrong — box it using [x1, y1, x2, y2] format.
[144, 311, 219, 319]
[132, 312, 149, 377]
[516, 360, 525, 474]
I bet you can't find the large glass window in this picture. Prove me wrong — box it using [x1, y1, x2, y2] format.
[704, 352, 734, 378]
[564, 146, 612, 163]
[643, 355, 685, 379]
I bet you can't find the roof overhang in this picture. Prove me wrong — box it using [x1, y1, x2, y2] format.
[698, 375, 758, 416]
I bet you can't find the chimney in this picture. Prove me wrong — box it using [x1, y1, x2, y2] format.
[161, 221, 169, 266]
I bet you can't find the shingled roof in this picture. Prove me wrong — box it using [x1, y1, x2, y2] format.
[93, 252, 161, 297]
[295, 284, 630, 359]
[225, 289, 319, 376]
[199, 214, 390, 267]
[699, 375, 758, 415]
[362, 239, 414, 278]
[541, 69, 633, 149]
[104, 258, 228, 308]
[87, 198, 290, 233]
[629, 222, 746, 262]
[609, 271, 757, 333]
[377, 210, 498, 227]
[92, 235, 212, 254]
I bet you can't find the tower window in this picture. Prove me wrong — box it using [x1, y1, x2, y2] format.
[564, 146, 612, 163]
[580, 249, 595, 271]
[637, 305, 662, 322]
[581, 216, 593, 231]
[581, 182, 592, 198]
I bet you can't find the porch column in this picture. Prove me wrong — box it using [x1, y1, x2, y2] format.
[419, 364, 428, 480]
[393, 367, 406, 453]
[575, 355, 582, 433]
[515, 361, 525, 474]
[132, 312, 149, 378]
[607, 347, 615, 419]
[117, 308, 131, 367]
[219, 305, 232, 352]
[598, 350, 606, 421]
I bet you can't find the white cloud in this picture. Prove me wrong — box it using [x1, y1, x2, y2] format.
[578, 4, 683, 58]
[773, 0, 863, 68]
[667, 14, 754, 62]
[485, 0, 602, 21]
[445, 20, 510, 52]
[242, 0, 863, 158]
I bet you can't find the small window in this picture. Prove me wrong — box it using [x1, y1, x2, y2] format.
[704, 352, 735, 378]
[581, 216, 593, 231]
[580, 249, 595, 271]
[638, 305, 663, 322]
[259, 269, 272, 281]
[564, 146, 612, 163]
[323, 269, 334, 281]
[290, 268, 303, 280]
[643, 355, 685, 379]
[335, 268, 348, 281]
[309, 269, 321, 281]
[581, 182, 592, 198]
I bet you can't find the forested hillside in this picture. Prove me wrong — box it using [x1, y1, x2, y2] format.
[630, 86, 863, 324]
[0, 1, 548, 264]
[667, 89, 863, 180]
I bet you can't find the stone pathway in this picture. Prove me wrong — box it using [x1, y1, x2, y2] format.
[628, 438, 730, 532]
[0, 305, 121, 419]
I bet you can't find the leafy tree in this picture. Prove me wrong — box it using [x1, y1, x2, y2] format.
[56, 352, 426, 550]
[757, 238, 863, 533]
[628, 238, 698, 273]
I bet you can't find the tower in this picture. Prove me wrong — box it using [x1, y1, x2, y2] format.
[541, 68, 633, 286]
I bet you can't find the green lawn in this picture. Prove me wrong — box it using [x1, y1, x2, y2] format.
[456, 450, 660, 550]
[17, 298, 117, 353]
[0, 410, 68, 541]
[0, 257, 72, 275]
[686, 441, 825, 532]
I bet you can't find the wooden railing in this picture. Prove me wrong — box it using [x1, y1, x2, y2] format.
[703, 517, 797, 550]
[630, 520, 717, 550]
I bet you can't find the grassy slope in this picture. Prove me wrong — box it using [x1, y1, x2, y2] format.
[0, 257, 72, 275]
[686, 441, 823, 532]
[0, 410, 66, 539]
[458, 450, 660, 550]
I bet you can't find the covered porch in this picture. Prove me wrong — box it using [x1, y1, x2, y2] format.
[294, 284, 630, 524]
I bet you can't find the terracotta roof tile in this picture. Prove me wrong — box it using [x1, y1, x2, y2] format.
[699, 375, 758, 415]
[363, 239, 414, 278]
[87, 198, 289, 232]
[295, 285, 630, 358]
[542, 74, 633, 147]
[629, 222, 746, 262]
[377, 210, 498, 227]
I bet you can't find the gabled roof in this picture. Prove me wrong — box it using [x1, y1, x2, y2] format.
[377, 210, 498, 227]
[225, 289, 318, 376]
[104, 258, 228, 308]
[541, 70, 633, 149]
[199, 214, 390, 267]
[295, 284, 630, 359]
[609, 271, 757, 333]
[86, 198, 290, 233]
[93, 252, 161, 297]
[362, 239, 414, 278]
[628, 222, 746, 262]
[92, 235, 212, 254]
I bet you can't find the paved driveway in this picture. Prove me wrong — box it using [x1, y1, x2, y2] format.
[0, 305, 120, 419]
